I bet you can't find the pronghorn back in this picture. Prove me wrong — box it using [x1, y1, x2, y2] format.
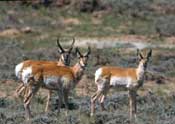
[15, 60, 57, 79]
[25, 64, 74, 81]
[95, 66, 137, 80]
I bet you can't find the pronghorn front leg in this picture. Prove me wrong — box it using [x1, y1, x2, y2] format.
[99, 95, 106, 111]
[98, 76, 110, 111]
[23, 86, 34, 120]
[128, 90, 137, 122]
[90, 90, 103, 116]
[45, 90, 52, 112]
[63, 89, 69, 116]
[56, 89, 63, 114]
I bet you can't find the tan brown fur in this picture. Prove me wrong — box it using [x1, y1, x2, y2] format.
[15, 38, 75, 113]
[100, 66, 137, 80]
[91, 49, 152, 123]
[22, 47, 90, 120]
[31, 64, 75, 81]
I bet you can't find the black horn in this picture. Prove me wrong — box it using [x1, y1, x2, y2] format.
[69, 37, 75, 53]
[147, 49, 152, 59]
[57, 38, 64, 53]
[85, 46, 91, 56]
[76, 47, 83, 57]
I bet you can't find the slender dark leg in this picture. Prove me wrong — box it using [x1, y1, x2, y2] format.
[90, 91, 102, 116]
[15, 83, 25, 97]
[63, 89, 69, 116]
[129, 90, 137, 123]
[23, 85, 39, 120]
[99, 95, 106, 111]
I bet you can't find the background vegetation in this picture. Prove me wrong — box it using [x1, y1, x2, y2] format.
[0, 0, 175, 124]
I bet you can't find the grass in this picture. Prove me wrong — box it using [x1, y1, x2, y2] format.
[0, 2, 166, 48]
[0, 2, 175, 124]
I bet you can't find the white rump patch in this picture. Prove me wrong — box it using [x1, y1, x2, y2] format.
[15, 62, 24, 79]
[21, 66, 32, 84]
[110, 76, 131, 87]
[95, 68, 102, 83]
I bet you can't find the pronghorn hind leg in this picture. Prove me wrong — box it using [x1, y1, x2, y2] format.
[15, 83, 24, 93]
[24, 87, 33, 120]
[15, 83, 25, 97]
[23, 85, 40, 120]
[98, 79, 110, 112]
[99, 95, 106, 111]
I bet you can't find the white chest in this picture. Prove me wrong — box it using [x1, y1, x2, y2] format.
[43, 76, 61, 89]
[43, 76, 72, 90]
[44, 76, 58, 84]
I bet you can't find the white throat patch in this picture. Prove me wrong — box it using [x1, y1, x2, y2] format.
[137, 62, 145, 80]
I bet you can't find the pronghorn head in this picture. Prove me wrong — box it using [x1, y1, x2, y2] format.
[76, 46, 91, 69]
[57, 38, 75, 66]
[137, 49, 152, 70]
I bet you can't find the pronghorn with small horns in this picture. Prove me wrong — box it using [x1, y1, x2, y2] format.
[21, 46, 91, 120]
[15, 38, 75, 112]
[91, 49, 152, 121]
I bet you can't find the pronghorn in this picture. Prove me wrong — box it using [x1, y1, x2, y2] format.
[21, 47, 91, 120]
[91, 49, 152, 121]
[15, 38, 75, 112]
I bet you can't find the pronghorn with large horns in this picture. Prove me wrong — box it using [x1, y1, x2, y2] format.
[21, 47, 91, 120]
[15, 37, 75, 111]
[91, 49, 152, 121]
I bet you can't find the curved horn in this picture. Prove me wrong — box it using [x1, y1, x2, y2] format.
[69, 37, 75, 52]
[57, 38, 64, 53]
[147, 49, 152, 59]
[76, 47, 83, 57]
[85, 46, 91, 56]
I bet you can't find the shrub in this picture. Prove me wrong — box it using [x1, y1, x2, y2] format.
[156, 15, 175, 37]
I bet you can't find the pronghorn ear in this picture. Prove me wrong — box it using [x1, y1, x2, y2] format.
[68, 37, 75, 53]
[139, 53, 144, 60]
[76, 47, 82, 58]
[147, 49, 152, 59]
[57, 38, 65, 54]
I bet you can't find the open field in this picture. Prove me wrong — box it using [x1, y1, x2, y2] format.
[0, 1, 175, 124]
